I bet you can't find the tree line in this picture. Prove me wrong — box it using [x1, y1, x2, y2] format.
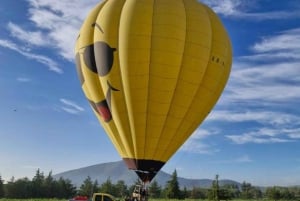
[191, 174, 300, 201]
[0, 170, 76, 199]
[1, 170, 300, 200]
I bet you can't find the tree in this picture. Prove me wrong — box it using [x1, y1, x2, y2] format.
[31, 169, 45, 197]
[286, 187, 299, 200]
[11, 178, 32, 198]
[190, 187, 207, 199]
[208, 174, 220, 201]
[54, 177, 76, 198]
[240, 181, 252, 199]
[281, 187, 295, 200]
[0, 175, 4, 198]
[1, 170, 76, 199]
[43, 171, 55, 198]
[181, 186, 188, 199]
[222, 184, 240, 199]
[148, 180, 161, 198]
[4, 177, 32, 198]
[218, 188, 232, 201]
[4, 177, 15, 198]
[249, 187, 262, 199]
[93, 180, 100, 195]
[100, 178, 116, 195]
[165, 169, 180, 199]
[115, 180, 128, 197]
[266, 186, 281, 201]
[79, 176, 94, 197]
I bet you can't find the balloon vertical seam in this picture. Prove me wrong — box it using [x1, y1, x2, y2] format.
[117, 0, 138, 161]
[151, 0, 188, 160]
[143, 0, 157, 160]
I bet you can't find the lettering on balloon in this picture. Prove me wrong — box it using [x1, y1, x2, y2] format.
[211, 55, 225, 66]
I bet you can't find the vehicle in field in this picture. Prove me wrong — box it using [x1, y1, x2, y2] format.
[92, 193, 117, 201]
[69, 195, 89, 201]
[69, 193, 116, 201]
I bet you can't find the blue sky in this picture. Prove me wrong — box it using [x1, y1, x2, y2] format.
[0, 0, 300, 187]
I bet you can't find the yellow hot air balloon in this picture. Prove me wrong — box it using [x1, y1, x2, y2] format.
[75, 0, 232, 182]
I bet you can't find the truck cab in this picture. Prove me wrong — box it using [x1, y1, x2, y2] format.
[92, 193, 116, 201]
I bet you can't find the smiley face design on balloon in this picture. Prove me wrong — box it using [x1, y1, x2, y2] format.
[75, 23, 119, 123]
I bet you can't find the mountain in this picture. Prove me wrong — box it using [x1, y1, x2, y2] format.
[53, 161, 240, 189]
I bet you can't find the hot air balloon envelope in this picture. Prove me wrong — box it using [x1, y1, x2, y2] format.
[75, 0, 232, 182]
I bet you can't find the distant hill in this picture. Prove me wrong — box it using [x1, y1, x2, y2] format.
[53, 161, 240, 189]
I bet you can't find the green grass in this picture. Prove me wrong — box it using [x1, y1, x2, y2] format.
[150, 199, 290, 201]
[0, 199, 289, 201]
[0, 199, 275, 201]
[0, 199, 66, 201]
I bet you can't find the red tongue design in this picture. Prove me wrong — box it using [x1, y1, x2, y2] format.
[97, 105, 112, 122]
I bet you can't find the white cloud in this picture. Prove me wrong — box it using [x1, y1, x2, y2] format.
[8, 22, 50, 47]
[61, 107, 82, 114]
[180, 128, 220, 154]
[189, 128, 219, 140]
[208, 110, 300, 126]
[240, 52, 300, 62]
[27, 0, 99, 21]
[1, 0, 100, 63]
[201, 0, 300, 20]
[252, 28, 300, 54]
[226, 127, 296, 144]
[210, 109, 300, 145]
[0, 39, 62, 73]
[17, 77, 32, 82]
[181, 141, 220, 155]
[60, 98, 84, 114]
[22, 0, 100, 60]
[235, 155, 253, 163]
[211, 155, 253, 164]
[201, 0, 245, 16]
[236, 11, 300, 20]
[221, 28, 300, 107]
[209, 109, 300, 145]
[285, 128, 300, 139]
[227, 134, 292, 144]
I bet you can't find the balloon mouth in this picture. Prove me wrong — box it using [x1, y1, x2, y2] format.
[97, 104, 112, 122]
[87, 100, 113, 122]
[123, 158, 165, 182]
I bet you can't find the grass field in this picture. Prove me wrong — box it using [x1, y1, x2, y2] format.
[0, 199, 66, 201]
[0, 199, 291, 201]
[0, 199, 287, 201]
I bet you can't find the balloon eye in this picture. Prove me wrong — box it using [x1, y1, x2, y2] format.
[83, 42, 116, 76]
[75, 53, 84, 84]
[94, 42, 117, 76]
[83, 44, 97, 73]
